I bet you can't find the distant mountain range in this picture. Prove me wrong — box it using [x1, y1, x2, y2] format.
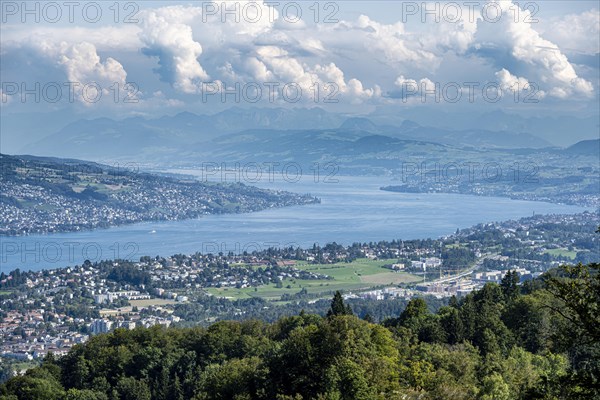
[565, 139, 600, 157]
[368, 108, 600, 147]
[22, 108, 344, 160]
[21, 107, 575, 166]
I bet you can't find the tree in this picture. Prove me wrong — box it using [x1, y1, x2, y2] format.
[398, 298, 429, 325]
[3, 368, 65, 400]
[543, 263, 600, 343]
[327, 291, 352, 317]
[199, 357, 268, 399]
[480, 373, 511, 400]
[543, 263, 600, 398]
[64, 389, 109, 400]
[1, 273, 596, 400]
[501, 270, 520, 300]
[502, 294, 549, 353]
[115, 377, 151, 400]
[439, 306, 464, 345]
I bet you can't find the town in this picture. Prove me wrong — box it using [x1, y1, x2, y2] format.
[0, 154, 319, 235]
[0, 211, 597, 373]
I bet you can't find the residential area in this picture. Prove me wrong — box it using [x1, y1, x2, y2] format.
[1, 211, 596, 370]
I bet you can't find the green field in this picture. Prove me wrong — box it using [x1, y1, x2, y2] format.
[205, 258, 420, 301]
[129, 298, 178, 307]
[544, 248, 578, 259]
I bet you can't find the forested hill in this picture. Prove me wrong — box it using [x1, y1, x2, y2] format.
[0, 154, 319, 235]
[1, 263, 598, 400]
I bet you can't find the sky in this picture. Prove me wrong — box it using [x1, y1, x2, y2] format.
[1, 0, 599, 151]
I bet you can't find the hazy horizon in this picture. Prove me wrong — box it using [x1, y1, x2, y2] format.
[2, 1, 599, 156]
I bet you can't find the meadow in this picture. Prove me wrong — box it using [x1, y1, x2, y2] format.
[205, 258, 421, 301]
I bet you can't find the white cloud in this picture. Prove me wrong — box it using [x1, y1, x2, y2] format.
[139, 6, 208, 94]
[474, 0, 594, 98]
[495, 68, 546, 99]
[418, 2, 479, 54]
[56, 42, 127, 85]
[541, 9, 600, 56]
[16, 40, 129, 105]
[1, 25, 141, 52]
[2, 0, 597, 110]
[394, 75, 437, 102]
[341, 15, 438, 70]
[209, 0, 279, 36]
[254, 46, 378, 103]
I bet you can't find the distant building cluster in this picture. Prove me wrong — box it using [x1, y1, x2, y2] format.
[0, 155, 320, 235]
[0, 212, 597, 364]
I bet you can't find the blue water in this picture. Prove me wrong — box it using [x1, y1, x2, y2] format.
[0, 175, 588, 272]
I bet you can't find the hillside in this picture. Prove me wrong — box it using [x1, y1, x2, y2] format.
[565, 139, 600, 157]
[0, 154, 319, 235]
[1, 263, 598, 399]
[21, 110, 554, 163]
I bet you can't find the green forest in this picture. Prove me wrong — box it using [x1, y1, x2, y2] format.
[1, 263, 598, 400]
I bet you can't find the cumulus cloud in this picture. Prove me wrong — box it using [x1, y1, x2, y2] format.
[206, 0, 279, 36]
[495, 68, 546, 99]
[418, 2, 479, 54]
[473, 0, 594, 98]
[139, 6, 208, 94]
[137, 1, 281, 94]
[339, 15, 438, 70]
[253, 46, 378, 103]
[392, 75, 437, 102]
[1, 25, 141, 52]
[3, 0, 597, 109]
[313, 63, 380, 103]
[55, 42, 127, 85]
[15, 40, 129, 105]
[541, 9, 600, 56]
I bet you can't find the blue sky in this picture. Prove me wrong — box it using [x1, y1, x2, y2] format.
[1, 1, 599, 150]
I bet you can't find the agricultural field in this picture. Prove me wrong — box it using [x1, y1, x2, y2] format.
[205, 258, 420, 301]
[544, 248, 578, 259]
[100, 307, 134, 316]
[129, 298, 179, 308]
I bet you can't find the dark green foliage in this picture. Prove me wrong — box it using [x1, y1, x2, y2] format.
[442, 247, 476, 271]
[326, 291, 353, 317]
[501, 270, 520, 300]
[106, 264, 152, 287]
[1, 367, 65, 400]
[1, 266, 598, 399]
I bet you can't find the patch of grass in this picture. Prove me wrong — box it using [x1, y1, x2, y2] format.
[129, 298, 178, 307]
[207, 258, 421, 301]
[360, 272, 421, 285]
[204, 287, 254, 300]
[11, 361, 40, 372]
[544, 248, 578, 259]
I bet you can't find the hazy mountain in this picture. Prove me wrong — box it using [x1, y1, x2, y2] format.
[373, 119, 553, 149]
[0, 110, 78, 152]
[564, 139, 600, 157]
[368, 108, 599, 147]
[23, 108, 557, 164]
[22, 108, 344, 160]
[339, 117, 379, 132]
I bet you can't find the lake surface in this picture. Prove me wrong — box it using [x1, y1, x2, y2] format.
[0, 175, 588, 272]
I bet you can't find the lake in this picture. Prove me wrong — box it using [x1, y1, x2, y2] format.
[0, 175, 588, 272]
